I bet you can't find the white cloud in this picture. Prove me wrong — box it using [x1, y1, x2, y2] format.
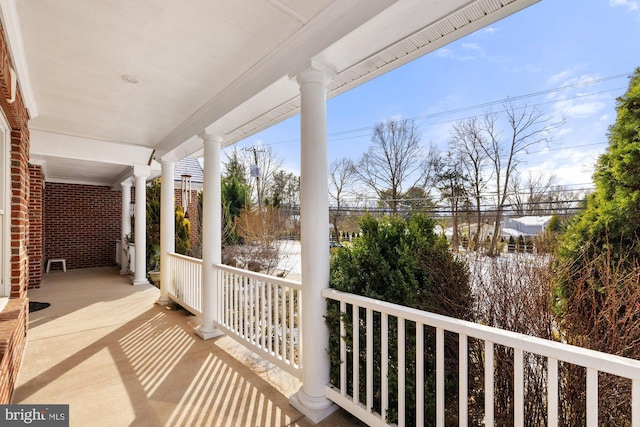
[609, 0, 639, 11]
[436, 48, 453, 58]
[552, 98, 606, 119]
[509, 64, 542, 74]
[599, 113, 611, 123]
[547, 70, 573, 86]
[462, 43, 482, 51]
[483, 26, 499, 34]
[435, 47, 476, 61]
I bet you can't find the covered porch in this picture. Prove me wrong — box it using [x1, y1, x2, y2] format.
[14, 266, 361, 426]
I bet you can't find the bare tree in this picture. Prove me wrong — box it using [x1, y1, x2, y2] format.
[481, 100, 564, 256]
[234, 206, 287, 274]
[543, 184, 584, 217]
[356, 118, 431, 215]
[450, 117, 491, 251]
[508, 171, 558, 215]
[329, 157, 357, 241]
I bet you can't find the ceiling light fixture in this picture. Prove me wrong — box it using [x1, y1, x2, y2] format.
[121, 74, 139, 84]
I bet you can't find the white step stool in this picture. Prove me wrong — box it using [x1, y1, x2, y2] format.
[46, 259, 66, 273]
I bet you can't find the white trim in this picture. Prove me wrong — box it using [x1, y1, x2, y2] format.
[30, 130, 154, 166]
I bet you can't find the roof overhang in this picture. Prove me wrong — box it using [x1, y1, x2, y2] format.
[1, 0, 539, 185]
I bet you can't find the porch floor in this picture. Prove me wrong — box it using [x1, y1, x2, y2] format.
[14, 267, 363, 427]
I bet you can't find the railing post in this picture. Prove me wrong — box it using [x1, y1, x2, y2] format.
[289, 62, 337, 423]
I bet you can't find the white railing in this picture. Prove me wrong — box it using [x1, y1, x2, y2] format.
[215, 264, 303, 378]
[167, 253, 203, 315]
[323, 288, 640, 427]
[165, 253, 303, 378]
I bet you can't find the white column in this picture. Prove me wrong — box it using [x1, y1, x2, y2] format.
[132, 165, 151, 285]
[157, 160, 175, 305]
[289, 64, 337, 423]
[120, 180, 132, 275]
[196, 132, 224, 339]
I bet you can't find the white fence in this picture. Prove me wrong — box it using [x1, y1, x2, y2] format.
[322, 288, 640, 427]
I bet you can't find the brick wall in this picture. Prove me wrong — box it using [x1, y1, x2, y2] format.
[28, 165, 43, 288]
[45, 183, 121, 270]
[0, 19, 30, 404]
[0, 299, 27, 404]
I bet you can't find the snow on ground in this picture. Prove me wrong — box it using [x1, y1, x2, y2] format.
[276, 240, 301, 279]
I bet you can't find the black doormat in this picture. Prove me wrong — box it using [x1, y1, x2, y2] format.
[29, 301, 50, 313]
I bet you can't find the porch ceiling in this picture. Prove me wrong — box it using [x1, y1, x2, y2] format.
[2, 0, 538, 186]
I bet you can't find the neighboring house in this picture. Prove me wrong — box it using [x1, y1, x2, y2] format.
[442, 216, 553, 249]
[501, 215, 553, 238]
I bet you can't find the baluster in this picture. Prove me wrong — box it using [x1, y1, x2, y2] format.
[632, 378, 640, 427]
[436, 327, 444, 427]
[340, 300, 347, 396]
[382, 313, 389, 421]
[586, 368, 598, 427]
[267, 282, 273, 354]
[289, 285, 295, 364]
[281, 285, 287, 361]
[459, 334, 468, 427]
[366, 308, 373, 413]
[416, 323, 424, 426]
[548, 358, 558, 427]
[514, 348, 524, 427]
[398, 318, 405, 427]
[261, 279, 266, 350]
[353, 304, 359, 405]
[485, 341, 494, 427]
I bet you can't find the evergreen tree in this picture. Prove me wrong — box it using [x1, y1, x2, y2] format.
[221, 149, 251, 245]
[559, 68, 640, 269]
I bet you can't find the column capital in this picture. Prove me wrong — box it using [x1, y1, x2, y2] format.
[121, 179, 132, 189]
[291, 61, 336, 86]
[133, 164, 151, 178]
[198, 131, 225, 145]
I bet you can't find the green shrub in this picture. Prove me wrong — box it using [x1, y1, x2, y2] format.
[327, 214, 471, 425]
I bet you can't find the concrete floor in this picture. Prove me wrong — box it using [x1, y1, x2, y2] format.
[14, 267, 364, 427]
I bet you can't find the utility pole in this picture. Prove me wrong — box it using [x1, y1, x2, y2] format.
[244, 146, 265, 208]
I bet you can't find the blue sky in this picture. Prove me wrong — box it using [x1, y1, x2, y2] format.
[228, 0, 640, 192]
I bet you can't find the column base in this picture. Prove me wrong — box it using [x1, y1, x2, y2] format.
[155, 296, 170, 306]
[289, 387, 337, 424]
[132, 278, 150, 286]
[195, 326, 224, 340]
[120, 269, 130, 276]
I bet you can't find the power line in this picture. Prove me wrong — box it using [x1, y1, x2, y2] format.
[258, 71, 631, 148]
